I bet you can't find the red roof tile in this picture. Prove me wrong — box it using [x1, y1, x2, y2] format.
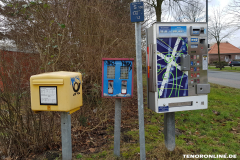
[208, 42, 240, 54]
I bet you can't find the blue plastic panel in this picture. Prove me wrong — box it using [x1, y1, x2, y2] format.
[157, 37, 188, 98]
[103, 60, 133, 98]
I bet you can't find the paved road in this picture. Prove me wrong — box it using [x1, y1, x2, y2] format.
[208, 70, 240, 89]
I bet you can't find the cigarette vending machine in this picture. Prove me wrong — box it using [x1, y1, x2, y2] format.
[146, 22, 210, 113]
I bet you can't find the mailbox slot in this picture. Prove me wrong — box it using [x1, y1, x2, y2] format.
[33, 79, 63, 85]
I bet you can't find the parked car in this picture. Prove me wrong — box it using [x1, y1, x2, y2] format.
[228, 61, 240, 67]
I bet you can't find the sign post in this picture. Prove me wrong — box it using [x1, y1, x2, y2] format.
[164, 112, 175, 151]
[61, 112, 72, 160]
[130, 1, 146, 160]
[114, 98, 121, 156]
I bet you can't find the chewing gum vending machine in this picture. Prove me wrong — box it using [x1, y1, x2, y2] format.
[146, 22, 210, 113]
[102, 58, 134, 98]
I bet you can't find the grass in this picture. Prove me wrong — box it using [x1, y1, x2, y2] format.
[208, 65, 240, 72]
[75, 80, 240, 159]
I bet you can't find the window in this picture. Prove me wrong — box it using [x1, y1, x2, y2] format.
[107, 66, 115, 79]
[235, 55, 240, 59]
[120, 66, 129, 79]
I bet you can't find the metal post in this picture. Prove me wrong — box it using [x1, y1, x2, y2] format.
[134, 0, 146, 158]
[164, 112, 175, 151]
[114, 98, 121, 157]
[206, 0, 208, 23]
[61, 112, 72, 160]
[145, 29, 149, 109]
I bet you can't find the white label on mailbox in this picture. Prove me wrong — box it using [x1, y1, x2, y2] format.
[40, 87, 57, 105]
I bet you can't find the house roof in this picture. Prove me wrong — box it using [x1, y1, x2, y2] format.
[0, 45, 37, 54]
[208, 42, 240, 54]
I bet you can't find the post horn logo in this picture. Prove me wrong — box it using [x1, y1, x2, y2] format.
[70, 76, 81, 96]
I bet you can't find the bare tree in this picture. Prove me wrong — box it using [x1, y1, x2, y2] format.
[144, 0, 186, 22]
[172, 0, 205, 22]
[143, 0, 208, 24]
[208, 7, 238, 70]
[228, 0, 240, 21]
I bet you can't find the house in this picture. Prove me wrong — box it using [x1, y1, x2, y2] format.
[0, 45, 40, 91]
[208, 42, 240, 64]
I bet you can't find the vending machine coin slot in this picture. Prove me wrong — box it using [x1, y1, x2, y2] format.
[200, 39, 205, 44]
[200, 27, 204, 34]
[190, 26, 201, 36]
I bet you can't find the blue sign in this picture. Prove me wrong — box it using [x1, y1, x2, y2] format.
[191, 38, 198, 42]
[159, 26, 187, 36]
[130, 2, 144, 22]
[158, 106, 169, 112]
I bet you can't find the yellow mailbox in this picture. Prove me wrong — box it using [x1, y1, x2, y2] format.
[30, 71, 83, 113]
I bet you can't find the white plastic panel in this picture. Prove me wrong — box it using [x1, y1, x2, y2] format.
[157, 95, 208, 113]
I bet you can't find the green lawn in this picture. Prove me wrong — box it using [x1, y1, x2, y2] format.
[77, 82, 240, 160]
[209, 66, 240, 72]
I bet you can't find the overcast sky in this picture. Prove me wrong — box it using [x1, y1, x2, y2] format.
[1, 0, 239, 48]
[208, 0, 240, 47]
[209, 0, 230, 8]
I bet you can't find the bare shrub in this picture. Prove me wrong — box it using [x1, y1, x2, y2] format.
[0, 50, 62, 157]
[0, 0, 136, 158]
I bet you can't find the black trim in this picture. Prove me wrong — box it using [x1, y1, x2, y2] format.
[39, 86, 58, 105]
